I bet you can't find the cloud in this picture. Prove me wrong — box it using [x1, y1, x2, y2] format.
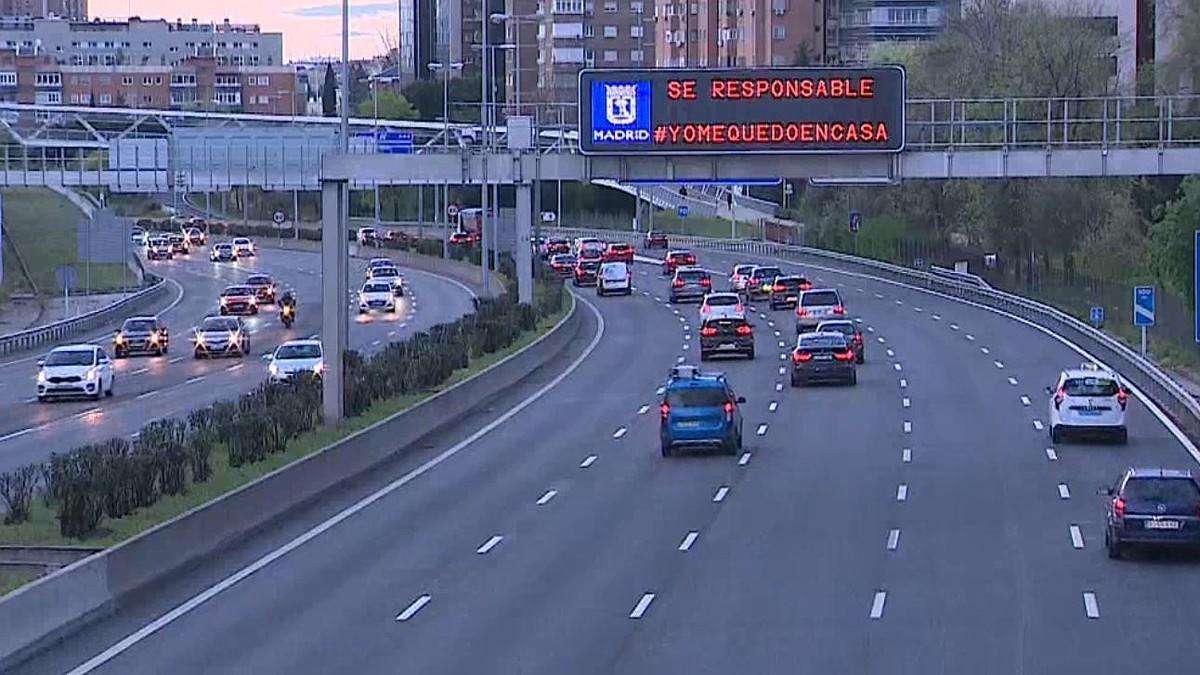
[291, 2, 394, 18]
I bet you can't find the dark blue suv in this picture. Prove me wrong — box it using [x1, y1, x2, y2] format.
[1103, 467, 1200, 558]
[659, 365, 745, 457]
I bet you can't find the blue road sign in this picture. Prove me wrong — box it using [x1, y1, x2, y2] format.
[849, 211, 861, 233]
[1090, 306, 1105, 326]
[377, 130, 413, 155]
[1134, 286, 1156, 327]
[678, 205, 689, 218]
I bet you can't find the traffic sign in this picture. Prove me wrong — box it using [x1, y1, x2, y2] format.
[376, 130, 413, 155]
[54, 265, 78, 290]
[1134, 286, 1155, 327]
[272, 210, 287, 225]
[541, 211, 557, 223]
[1090, 306, 1105, 327]
[678, 205, 689, 218]
[447, 204, 460, 218]
[849, 211, 861, 233]
[913, 256, 925, 269]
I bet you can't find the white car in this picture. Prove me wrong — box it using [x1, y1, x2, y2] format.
[358, 280, 397, 313]
[729, 264, 756, 292]
[596, 262, 632, 296]
[368, 265, 405, 296]
[357, 227, 378, 245]
[36, 344, 114, 402]
[268, 339, 324, 382]
[1048, 363, 1129, 444]
[700, 292, 745, 319]
[130, 228, 148, 247]
[231, 237, 256, 257]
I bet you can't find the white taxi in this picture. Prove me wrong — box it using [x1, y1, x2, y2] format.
[1047, 363, 1130, 444]
[596, 261, 632, 296]
[358, 280, 397, 314]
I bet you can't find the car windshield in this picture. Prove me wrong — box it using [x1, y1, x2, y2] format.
[579, 261, 601, 271]
[1063, 377, 1120, 396]
[276, 344, 321, 360]
[817, 322, 855, 336]
[802, 291, 841, 306]
[776, 278, 803, 288]
[671, 252, 693, 260]
[201, 318, 239, 332]
[222, 287, 251, 297]
[1123, 478, 1200, 506]
[215, 244, 231, 250]
[247, 276, 271, 286]
[610, 244, 630, 251]
[753, 267, 782, 279]
[364, 282, 391, 293]
[45, 350, 95, 366]
[551, 256, 574, 265]
[706, 295, 740, 306]
[373, 267, 399, 277]
[678, 270, 708, 281]
[666, 387, 728, 408]
[800, 335, 847, 349]
[233, 239, 250, 245]
[122, 319, 157, 332]
[734, 266, 755, 275]
[602, 265, 626, 276]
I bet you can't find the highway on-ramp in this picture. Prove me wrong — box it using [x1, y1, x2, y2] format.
[14, 247, 1200, 674]
[0, 243, 476, 476]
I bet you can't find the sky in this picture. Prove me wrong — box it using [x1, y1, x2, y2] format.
[91, 0, 397, 61]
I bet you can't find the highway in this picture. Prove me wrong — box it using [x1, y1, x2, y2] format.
[0, 242, 477, 476]
[14, 246, 1200, 674]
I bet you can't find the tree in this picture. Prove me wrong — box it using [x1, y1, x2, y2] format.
[321, 64, 337, 117]
[355, 89, 418, 120]
[349, 63, 371, 111]
[1160, 0, 1200, 96]
[1149, 177, 1200, 303]
[401, 76, 483, 123]
[791, 40, 814, 66]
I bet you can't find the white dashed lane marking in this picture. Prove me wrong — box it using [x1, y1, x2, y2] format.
[1046, 448, 1058, 461]
[1083, 592, 1100, 619]
[887, 529, 901, 551]
[395, 595, 432, 622]
[899, 379, 907, 389]
[476, 535, 503, 555]
[903, 421, 912, 433]
[613, 427, 628, 439]
[1070, 525, 1085, 549]
[1007, 376, 1018, 385]
[580, 455, 597, 468]
[981, 347, 990, 355]
[897, 484, 908, 501]
[1058, 484, 1071, 499]
[713, 486, 730, 503]
[678, 532, 699, 552]
[768, 402, 778, 413]
[966, 334, 975, 341]
[638, 404, 650, 415]
[756, 424, 768, 436]
[536, 490, 558, 505]
[902, 397, 910, 408]
[738, 452, 752, 466]
[775, 382, 783, 392]
[870, 591, 887, 619]
[950, 324, 959, 331]
[1033, 420, 1045, 431]
[630, 593, 656, 619]
[902, 448, 912, 463]
[994, 361, 1005, 369]
[1021, 396, 1031, 406]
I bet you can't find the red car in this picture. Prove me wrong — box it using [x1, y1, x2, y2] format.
[663, 249, 697, 276]
[644, 231, 669, 249]
[604, 242, 635, 263]
[549, 254, 577, 277]
[449, 231, 475, 247]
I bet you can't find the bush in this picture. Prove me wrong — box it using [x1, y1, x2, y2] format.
[0, 465, 38, 524]
[186, 409, 216, 483]
[53, 448, 106, 538]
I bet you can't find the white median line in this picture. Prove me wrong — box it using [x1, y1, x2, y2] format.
[1021, 396, 1031, 406]
[870, 591, 887, 619]
[226, 363, 244, 372]
[629, 593, 656, 619]
[130, 367, 149, 375]
[902, 397, 910, 408]
[136, 390, 157, 400]
[756, 423, 768, 436]
[738, 452, 752, 466]
[896, 484, 908, 501]
[476, 535, 504, 555]
[1033, 420, 1045, 431]
[679, 531, 699, 552]
[395, 595, 432, 622]
[1083, 592, 1100, 619]
[1070, 525, 1085, 549]
[1058, 483, 1071, 499]
[185, 376, 205, 384]
[0, 427, 33, 442]
[168, 357, 184, 364]
[899, 378, 907, 389]
[613, 426, 627, 439]
[1046, 447, 1058, 461]
[580, 455, 597, 468]
[887, 529, 901, 551]
[536, 489, 558, 505]
[713, 486, 730, 502]
[902, 448, 912, 463]
[74, 407, 102, 419]
[768, 401, 778, 413]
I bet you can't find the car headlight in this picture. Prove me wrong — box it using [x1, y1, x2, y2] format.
[248, 297, 258, 306]
[313, 363, 324, 375]
[114, 333, 125, 344]
[85, 367, 99, 381]
[36, 370, 46, 384]
[269, 362, 280, 377]
[149, 333, 160, 344]
[220, 297, 228, 306]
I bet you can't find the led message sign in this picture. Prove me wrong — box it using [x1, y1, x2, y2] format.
[577, 66, 906, 155]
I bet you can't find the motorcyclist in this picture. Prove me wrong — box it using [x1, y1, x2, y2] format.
[279, 290, 297, 327]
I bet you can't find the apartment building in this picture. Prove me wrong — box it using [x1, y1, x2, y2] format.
[0, 0, 86, 20]
[828, 0, 952, 63]
[531, 0, 655, 106]
[657, 0, 823, 68]
[0, 16, 282, 68]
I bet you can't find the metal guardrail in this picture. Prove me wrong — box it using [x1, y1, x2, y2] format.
[557, 226, 1200, 447]
[929, 265, 991, 289]
[0, 275, 167, 357]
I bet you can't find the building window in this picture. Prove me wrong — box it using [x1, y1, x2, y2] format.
[34, 72, 61, 87]
[122, 76, 133, 86]
[603, 49, 618, 61]
[0, 72, 16, 86]
[604, 0, 618, 11]
[887, 7, 927, 24]
[631, 48, 644, 62]
[35, 91, 61, 104]
[773, 25, 785, 39]
[631, 0, 644, 11]
[603, 25, 618, 37]
[143, 76, 153, 86]
[69, 93, 79, 104]
[99, 93, 112, 104]
[631, 24, 643, 38]
[583, 23, 595, 37]
[143, 41, 152, 48]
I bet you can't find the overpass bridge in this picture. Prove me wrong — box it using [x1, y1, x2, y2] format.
[0, 95, 1197, 195]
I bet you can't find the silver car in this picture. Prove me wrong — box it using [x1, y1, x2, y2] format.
[669, 267, 712, 303]
[795, 288, 847, 333]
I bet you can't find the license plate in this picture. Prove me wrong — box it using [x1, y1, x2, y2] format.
[815, 354, 833, 361]
[719, 343, 737, 350]
[1146, 520, 1182, 530]
[675, 421, 701, 429]
[1078, 410, 1101, 416]
[786, 296, 797, 302]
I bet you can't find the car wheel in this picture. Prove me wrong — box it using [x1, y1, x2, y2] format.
[243, 341, 251, 356]
[194, 350, 204, 359]
[700, 350, 709, 362]
[660, 443, 673, 458]
[1050, 425, 1062, 444]
[790, 374, 802, 387]
[1106, 531, 1123, 559]
[746, 348, 755, 360]
[856, 353, 865, 365]
[1115, 427, 1128, 445]
[220, 307, 228, 316]
[251, 306, 259, 315]
[36, 395, 46, 403]
[162, 344, 169, 355]
[105, 378, 114, 398]
[849, 371, 858, 386]
[114, 349, 125, 359]
[625, 289, 632, 296]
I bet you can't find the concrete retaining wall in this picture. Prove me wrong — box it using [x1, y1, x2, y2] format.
[0, 295, 584, 670]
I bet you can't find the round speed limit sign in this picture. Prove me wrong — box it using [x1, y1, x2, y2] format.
[447, 204, 460, 218]
[272, 210, 287, 225]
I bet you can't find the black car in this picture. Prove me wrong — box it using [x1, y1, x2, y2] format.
[699, 315, 755, 360]
[572, 260, 601, 286]
[246, 274, 278, 304]
[1104, 468, 1200, 558]
[816, 319, 865, 364]
[113, 316, 169, 357]
[745, 265, 783, 301]
[768, 275, 811, 310]
[791, 332, 857, 386]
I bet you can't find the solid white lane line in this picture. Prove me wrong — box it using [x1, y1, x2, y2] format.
[897, 484, 908, 501]
[1058, 484, 1071, 499]
[0, 428, 32, 442]
[902, 397, 910, 408]
[186, 376, 205, 384]
[580, 455, 597, 468]
[1033, 420, 1045, 431]
[536, 489, 558, 505]
[395, 595, 432, 622]
[768, 402, 778, 412]
[981, 347, 991, 354]
[966, 334, 975, 341]
[136, 390, 157, 400]
[994, 361, 1005, 369]
[903, 421, 912, 433]
[613, 427, 627, 439]
[893, 363, 902, 372]
[887, 529, 901, 551]
[226, 363, 244, 372]
[476, 535, 503, 555]
[902, 448, 912, 463]
[899, 378, 907, 389]
[1083, 592, 1100, 619]
[638, 404, 650, 415]
[679, 531, 699, 551]
[713, 486, 730, 502]
[886, 349, 895, 357]
[130, 368, 149, 375]
[1046, 448, 1058, 461]
[870, 591, 887, 619]
[75, 407, 102, 419]
[1021, 396, 1031, 406]
[775, 382, 783, 392]
[1070, 525, 1085, 549]
[168, 357, 184, 364]
[756, 424, 768, 436]
[630, 593, 656, 619]
[738, 452, 751, 466]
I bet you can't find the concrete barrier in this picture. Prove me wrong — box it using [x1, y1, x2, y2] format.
[0, 294, 585, 670]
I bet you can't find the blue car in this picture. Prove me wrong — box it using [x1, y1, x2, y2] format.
[659, 365, 745, 457]
[1103, 467, 1200, 558]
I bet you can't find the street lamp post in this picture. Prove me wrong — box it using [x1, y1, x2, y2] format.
[490, 12, 543, 115]
[428, 61, 464, 257]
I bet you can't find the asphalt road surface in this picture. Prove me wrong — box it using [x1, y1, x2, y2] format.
[14, 247, 1200, 675]
[0, 243, 476, 476]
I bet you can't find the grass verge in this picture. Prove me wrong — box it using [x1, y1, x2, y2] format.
[0, 568, 38, 598]
[0, 296, 572, 553]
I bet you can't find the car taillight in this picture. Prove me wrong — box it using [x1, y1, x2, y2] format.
[796, 307, 808, 317]
[773, 284, 785, 293]
[687, 256, 696, 264]
[735, 325, 752, 336]
[723, 401, 734, 415]
[833, 305, 846, 315]
[1117, 390, 1128, 410]
[793, 350, 812, 363]
[800, 282, 812, 291]
[834, 350, 854, 362]
[1113, 497, 1125, 519]
[660, 403, 670, 419]
[672, 279, 684, 288]
[852, 334, 863, 344]
[700, 327, 718, 336]
[1054, 387, 1065, 410]
[700, 278, 712, 287]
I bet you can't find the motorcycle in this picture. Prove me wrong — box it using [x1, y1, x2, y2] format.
[280, 303, 295, 328]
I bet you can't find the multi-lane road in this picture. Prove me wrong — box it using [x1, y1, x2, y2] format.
[13, 245, 1200, 674]
[0, 242, 477, 476]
